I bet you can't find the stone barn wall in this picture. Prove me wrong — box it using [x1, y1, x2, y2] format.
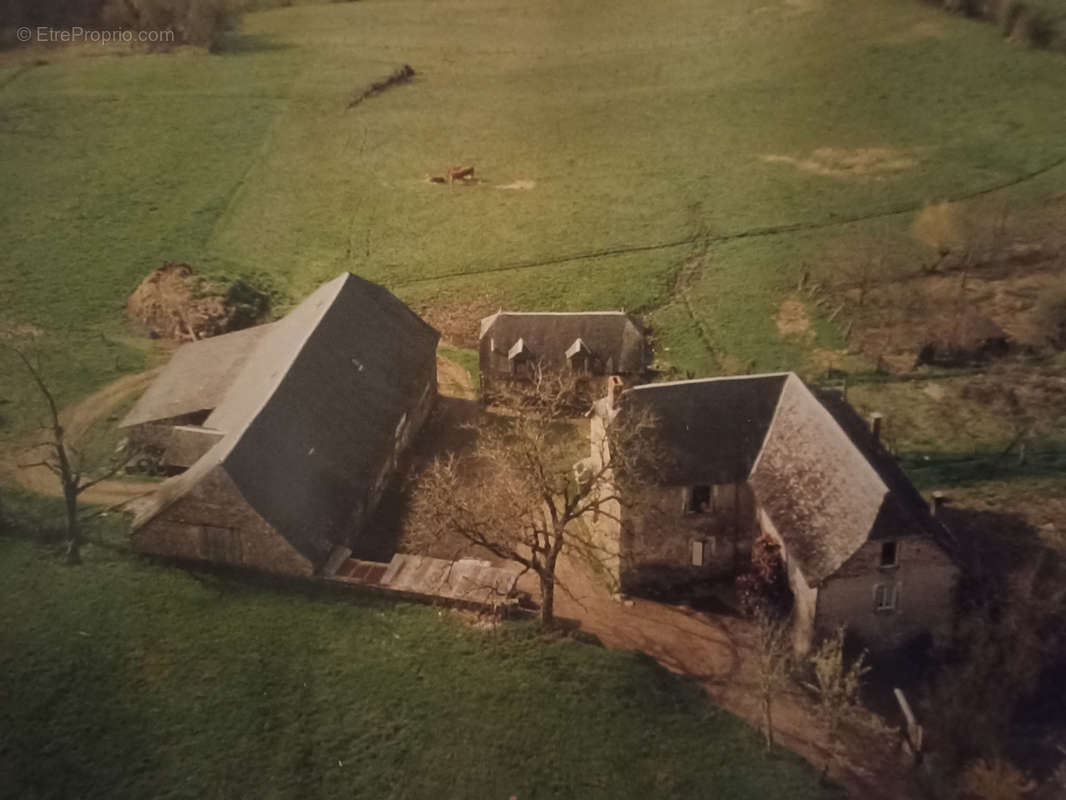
[125, 411, 211, 450]
[132, 465, 313, 577]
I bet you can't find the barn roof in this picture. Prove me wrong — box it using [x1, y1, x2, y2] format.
[614, 372, 940, 586]
[120, 324, 271, 428]
[479, 311, 645, 373]
[132, 273, 440, 568]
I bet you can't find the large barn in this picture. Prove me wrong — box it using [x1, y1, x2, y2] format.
[121, 273, 440, 576]
[590, 373, 958, 654]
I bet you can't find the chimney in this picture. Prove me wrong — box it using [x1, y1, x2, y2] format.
[607, 375, 624, 411]
[870, 412, 884, 444]
[930, 491, 948, 518]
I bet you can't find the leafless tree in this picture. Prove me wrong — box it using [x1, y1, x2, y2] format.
[751, 606, 792, 751]
[2, 339, 137, 563]
[409, 367, 665, 625]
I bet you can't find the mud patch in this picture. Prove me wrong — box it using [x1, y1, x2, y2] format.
[775, 299, 811, 336]
[417, 296, 500, 348]
[922, 383, 947, 402]
[762, 148, 917, 180]
[0, 322, 45, 340]
[808, 348, 845, 374]
[784, 0, 822, 12]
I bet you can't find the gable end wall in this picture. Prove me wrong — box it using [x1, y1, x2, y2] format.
[815, 535, 957, 651]
[132, 465, 313, 577]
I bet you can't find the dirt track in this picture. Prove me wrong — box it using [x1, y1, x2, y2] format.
[530, 556, 919, 800]
[2, 369, 161, 509]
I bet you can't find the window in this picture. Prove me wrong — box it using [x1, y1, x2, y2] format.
[687, 485, 711, 514]
[691, 540, 705, 567]
[691, 538, 716, 567]
[880, 540, 899, 568]
[874, 583, 901, 612]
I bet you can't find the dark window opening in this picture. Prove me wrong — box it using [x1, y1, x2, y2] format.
[880, 540, 899, 568]
[688, 485, 711, 514]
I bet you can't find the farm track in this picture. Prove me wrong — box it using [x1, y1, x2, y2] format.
[670, 244, 722, 368]
[393, 153, 1066, 289]
[2, 369, 161, 509]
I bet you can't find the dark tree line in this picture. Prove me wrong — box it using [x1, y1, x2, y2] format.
[3, 0, 239, 50]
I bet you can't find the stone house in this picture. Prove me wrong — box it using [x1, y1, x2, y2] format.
[478, 311, 645, 388]
[590, 373, 958, 654]
[121, 273, 440, 577]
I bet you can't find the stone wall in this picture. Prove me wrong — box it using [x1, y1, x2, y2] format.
[125, 411, 209, 450]
[618, 482, 757, 593]
[815, 536, 957, 652]
[132, 465, 313, 576]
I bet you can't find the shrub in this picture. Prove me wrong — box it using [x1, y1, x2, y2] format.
[1008, 7, 1057, 48]
[1034, 287, 1066, 348]
[961, 759, 1032, 800]
[942, 0, 982, 17]
[101, 0, 239, 51]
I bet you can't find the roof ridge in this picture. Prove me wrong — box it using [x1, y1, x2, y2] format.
[213, 274, 351, 465]
[748, 374, 792, 476]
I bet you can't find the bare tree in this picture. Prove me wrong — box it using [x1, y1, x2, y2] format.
[751, 606, 792, 751]
[804, 626, 871, 779]
[2, 340, 137, 563]
[409, 367, 664, 625]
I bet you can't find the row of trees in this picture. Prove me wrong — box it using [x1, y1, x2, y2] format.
[3, 0, 239, 50]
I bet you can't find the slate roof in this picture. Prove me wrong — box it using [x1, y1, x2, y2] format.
[120, 324, 271, 428]
[620, 374, 788, 485]
[614, 373, 941, 586]
[132, 273, 440, 568]
[479, 312, 645, 373]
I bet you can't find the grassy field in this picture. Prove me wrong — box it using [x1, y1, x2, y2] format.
[0, 495, 839, 800]
[1, 5, 1064, 517]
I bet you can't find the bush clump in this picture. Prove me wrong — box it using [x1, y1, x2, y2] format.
[3, 0, 240, 52]
[102, 0, 239, 51]
[926, 0, 1059, 49]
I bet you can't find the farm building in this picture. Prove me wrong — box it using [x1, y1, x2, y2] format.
[121, 273, 440, 577]
[590, 373, 958, 654]
[478, 311, 645, 387]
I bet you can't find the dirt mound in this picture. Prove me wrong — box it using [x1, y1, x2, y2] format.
[126, 262, 269, 341]
[774, 298, 811, 336]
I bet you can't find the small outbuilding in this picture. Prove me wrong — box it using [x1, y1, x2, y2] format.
[477, 311, 645, 387]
